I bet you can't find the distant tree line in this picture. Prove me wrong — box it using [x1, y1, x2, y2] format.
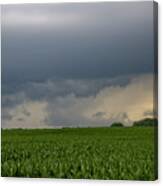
[110, 118, 158, 127]
[133, 118, 158, 127]
[110, 122, 124, 127]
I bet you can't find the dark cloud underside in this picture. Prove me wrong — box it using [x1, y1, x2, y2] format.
[2, 2, 154, 86]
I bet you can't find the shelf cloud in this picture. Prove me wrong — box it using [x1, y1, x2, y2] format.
[2, 74, 154, 128]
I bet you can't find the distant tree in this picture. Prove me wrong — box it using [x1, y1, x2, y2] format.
[111, 122, 124, 127]
[133, 118, 158, 127]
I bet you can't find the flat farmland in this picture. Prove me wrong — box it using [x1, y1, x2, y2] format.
[1, 127, 157, 180]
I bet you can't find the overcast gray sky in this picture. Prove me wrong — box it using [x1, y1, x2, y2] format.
[2, 2, 155, 128]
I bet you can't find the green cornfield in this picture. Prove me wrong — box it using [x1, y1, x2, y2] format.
[1, 127, 157, 180]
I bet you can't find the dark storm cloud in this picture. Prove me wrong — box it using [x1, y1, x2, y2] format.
[2, 75, 132, 99]
[1, 2, 155, 128]
[2, 2, 154, 90]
